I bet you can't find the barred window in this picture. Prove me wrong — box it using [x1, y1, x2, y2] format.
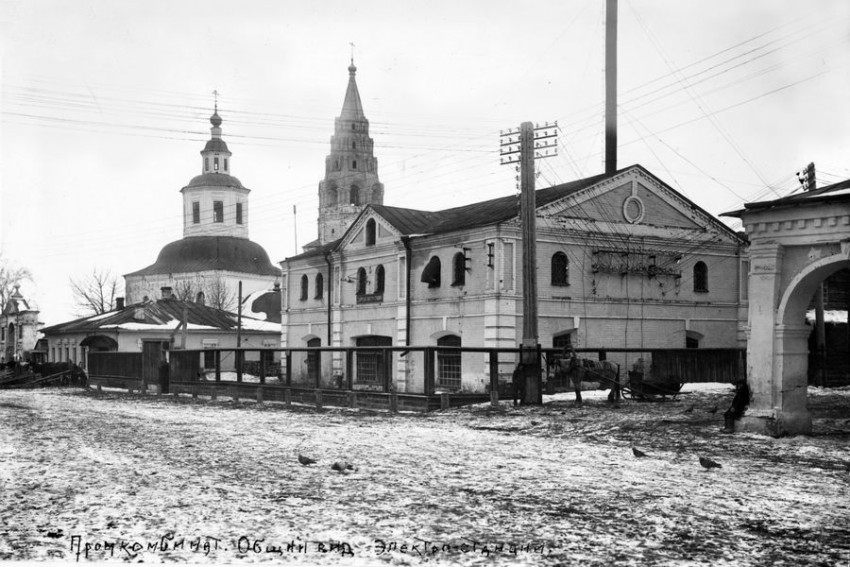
[437, 335, 462, 390]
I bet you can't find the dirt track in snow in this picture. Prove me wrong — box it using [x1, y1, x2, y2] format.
[1, 385, 849, 566]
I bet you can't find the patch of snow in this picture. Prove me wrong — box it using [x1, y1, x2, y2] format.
[806, 309, 848, 324]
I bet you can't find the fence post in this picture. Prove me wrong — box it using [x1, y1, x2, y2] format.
[236, 350, 243, 383]
[489, 350, 499, 407]
[424, 347, 435, 396]
[284, 387, 291, 406]
[440, 392, 450, 410]
[315, 389, 323, 410]
[215, 350, 221, 382]
[259, 353, 266, 384]
[349, 390, 357, 409]
[211, 388, 217, 401]
[390, 392, 398, 413]
[285, 351, 292, 386]
[382, 348, 391, 393]
[256, 386, 264, 404]
[346, 350, 354, 390]
[192, 385, 198, 400]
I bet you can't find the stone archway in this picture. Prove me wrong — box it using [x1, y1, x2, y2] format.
[729, 189, 850, 436]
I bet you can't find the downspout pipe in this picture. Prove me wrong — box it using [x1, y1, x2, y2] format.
[323, 250, 333, 346]
[401, 236, 413, 350]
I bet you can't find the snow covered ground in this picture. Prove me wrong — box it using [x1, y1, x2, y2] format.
[1, 384, 849, 565]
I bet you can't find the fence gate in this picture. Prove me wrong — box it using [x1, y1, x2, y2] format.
[142, 340, 169, 392]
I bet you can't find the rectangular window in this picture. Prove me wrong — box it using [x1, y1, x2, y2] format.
[740, 260, 750, 302]
[236, 203, 243, 224]
[224, 158, 228, 171]
[192, 202, 200, 224]
[1, 327, 4, 341]
[202, 340, 218, 369]
[214, 157, 219, 171]
[213, 201, 224, 223]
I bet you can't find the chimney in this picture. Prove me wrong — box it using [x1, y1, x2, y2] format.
[116, 297, 125, 310]
[605, 0, 618, 175]
[161, 286, 173, 300]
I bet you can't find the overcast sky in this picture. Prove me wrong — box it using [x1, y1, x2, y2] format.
[2, 0, 849, 326]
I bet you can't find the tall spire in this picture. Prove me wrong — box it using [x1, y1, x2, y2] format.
[340, 57, 365, 122]
[313, 60, 384, 246]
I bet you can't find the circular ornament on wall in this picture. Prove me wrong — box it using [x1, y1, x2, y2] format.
[622, 195, 645, 224]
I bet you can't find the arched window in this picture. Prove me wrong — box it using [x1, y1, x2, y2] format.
[551, 252, 569, 286]
[375, 265, 385, 294]
[351, 140, 356, 149]
[694, 261, 708, 293]
[350, 185, 360, 206]
[356, 267, 367, 296]
[300, 275, 309, 301]
[437, 335, 462, 389]
[196, 291, 205, 305]
[365, 219, 376, 246]
[326, 186, 337, 207]
[452, 252, 466, 286]
[315, 273, 324, 299]
[421, 256, 441, 288]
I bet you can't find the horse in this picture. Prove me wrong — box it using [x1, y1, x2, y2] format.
[557, 354, 620, 403]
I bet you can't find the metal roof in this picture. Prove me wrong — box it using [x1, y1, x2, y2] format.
[182, 172, 245, 190]
[40, 297, 278, 335]
[723, 178, 850, 217]
[125, 236, 281, 277]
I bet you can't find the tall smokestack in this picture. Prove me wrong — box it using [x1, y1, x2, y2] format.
[605, 0, 618, 175]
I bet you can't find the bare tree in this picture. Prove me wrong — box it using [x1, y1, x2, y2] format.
[0, 254, 33, 309]
[70, 269, 123, 316]
[205, 277, 235, 311]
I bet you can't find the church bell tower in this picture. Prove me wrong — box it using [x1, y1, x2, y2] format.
[316, 60, 384, 245]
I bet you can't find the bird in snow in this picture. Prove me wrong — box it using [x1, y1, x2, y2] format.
[632, 447, 648, 458]
[331, 461, 355, 473]
[298, 454, 317, 466]
[699, 457, 722, 470]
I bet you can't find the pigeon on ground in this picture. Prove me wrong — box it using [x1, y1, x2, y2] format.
[331, 461, 355, 473]
[682, 404, 695, 414]
[632, 447, 648, 458]
[699, 456, 722, 470]
[298, 454, 317, 466]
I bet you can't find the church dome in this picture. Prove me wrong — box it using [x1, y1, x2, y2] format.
[125, 236, 280, 277]
[203, 138, 230, 153]
[183, 172, 245, 190]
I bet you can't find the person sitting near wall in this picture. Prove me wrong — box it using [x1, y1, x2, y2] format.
[723, 379, 750, 433]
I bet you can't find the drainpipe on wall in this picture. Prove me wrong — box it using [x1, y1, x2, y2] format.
[324, 250, 333, 346]
[401, 236, 413, 349]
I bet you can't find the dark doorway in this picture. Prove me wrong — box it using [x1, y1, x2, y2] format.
[142, 340, 169, 393]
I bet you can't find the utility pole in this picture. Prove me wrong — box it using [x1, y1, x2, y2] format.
[605, 0, 618, 174]
[500, 122, 558, 404]
[237, 280, 243, 382]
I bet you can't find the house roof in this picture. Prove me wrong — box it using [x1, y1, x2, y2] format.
[40, 297, 279, 335]
[125, 235, 281, 277]
[723, 178, 850, 217]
